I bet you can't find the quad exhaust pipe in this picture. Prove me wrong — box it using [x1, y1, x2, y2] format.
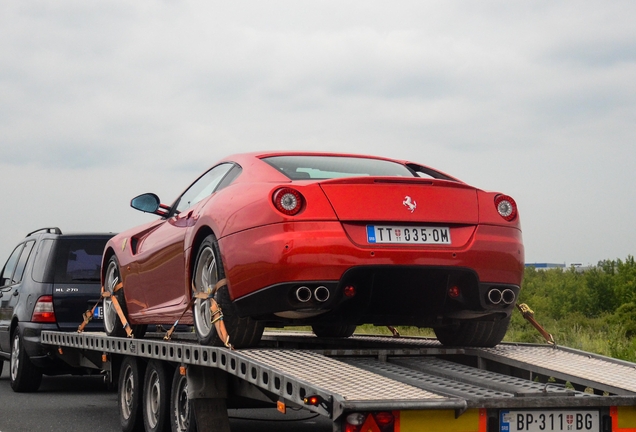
[295, 285, 330, 303]
[314, 286, 330, 302]
[487, 288, 516, 305]
[295, 286, 312, 303]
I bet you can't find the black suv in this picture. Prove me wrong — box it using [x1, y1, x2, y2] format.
[0, 228, 113, 392]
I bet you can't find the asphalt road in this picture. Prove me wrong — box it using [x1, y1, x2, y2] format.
[0, 360, 331, 432]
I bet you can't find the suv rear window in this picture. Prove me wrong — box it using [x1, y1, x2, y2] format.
[33, 238, 109, 284]
[262, 156, 416, 180]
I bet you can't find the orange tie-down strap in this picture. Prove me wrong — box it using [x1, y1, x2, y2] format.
[78, 282, 122, 333]
[163, 279, 233, 349]
[78, 282, 132, 337]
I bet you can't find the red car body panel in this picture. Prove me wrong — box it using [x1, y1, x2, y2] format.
[103, 152, 524, 327]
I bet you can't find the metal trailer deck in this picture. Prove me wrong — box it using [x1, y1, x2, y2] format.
[41, 330, 636, 431]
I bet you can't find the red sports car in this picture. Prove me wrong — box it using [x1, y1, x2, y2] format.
[102, 152, 524, 347]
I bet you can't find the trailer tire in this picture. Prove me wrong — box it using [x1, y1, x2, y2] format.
[311, 324, 357, 338]
[119, 357, 145, 432]
[434, 316, 511, 347]
[192, 235, 264, 348]
[104, 256, 147, 339]
[10, 327, 43, 392]
[143, 360, 172, 432]
[170, 368, 197, 432]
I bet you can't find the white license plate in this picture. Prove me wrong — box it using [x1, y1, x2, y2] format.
[500, 410, 600, 432]
[366, 225, 451, 244]
[93, 306, 103, 320]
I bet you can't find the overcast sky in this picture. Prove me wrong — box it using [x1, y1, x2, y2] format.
[1, 1, 634, 266]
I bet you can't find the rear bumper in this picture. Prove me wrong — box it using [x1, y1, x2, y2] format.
[19, 322, 59, 369]
[220, 221, 523, 324]
[19, 322, 100, 373]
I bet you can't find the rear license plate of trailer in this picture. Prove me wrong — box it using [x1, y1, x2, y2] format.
[500, 410, 600, 432]
[366, 225, 451, 244]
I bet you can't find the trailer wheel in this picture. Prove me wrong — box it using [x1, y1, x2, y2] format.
[192, 235, 263, 348]
[119, 357, 145, 432]
[104, 256, 147, 338]
[10, 327, 43, 392]
[311, 324, 357, 338]
[170, 368, 197, 432]
[143, 360, 172, 432]
[434, 316, 511, 347]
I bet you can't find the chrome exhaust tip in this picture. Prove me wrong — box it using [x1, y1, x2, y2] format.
[295, 286, 312, 303]
[487, 289, 502, 305]
[502, 289, 516, 305]
[314, 286, 330, 302]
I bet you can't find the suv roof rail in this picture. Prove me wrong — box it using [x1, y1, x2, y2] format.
[26, 227, 63, 237]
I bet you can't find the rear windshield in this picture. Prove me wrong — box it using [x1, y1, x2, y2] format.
[262, 156, 416, 180]
[34, 238, 110, 284]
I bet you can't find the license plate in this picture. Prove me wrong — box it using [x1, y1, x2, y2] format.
[93, 306, 103, 320]
[366, 225, 451, 244]
[500, 410, 600, 432]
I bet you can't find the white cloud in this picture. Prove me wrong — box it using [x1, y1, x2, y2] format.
[1, 0, 635, 264]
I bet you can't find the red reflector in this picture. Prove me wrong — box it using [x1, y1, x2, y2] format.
[448, 285, 460, 298]
[344, 285, 356, 297]
[32, 296, 56, 323]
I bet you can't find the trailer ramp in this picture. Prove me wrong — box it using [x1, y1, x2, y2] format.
[41, 331, 636, 423]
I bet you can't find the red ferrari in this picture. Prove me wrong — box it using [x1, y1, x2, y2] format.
[102, 152, 524, 348]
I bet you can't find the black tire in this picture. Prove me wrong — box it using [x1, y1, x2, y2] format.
[119, 357, 146, 432]
[192, 235, 264, 348]
[143, 360, 172, 432]
[9, 327, 43, 392]
[170, 368, 197, 432]
[311, 324, 357, 338]
[433, 316, 511, 347]
[104, 256, 147, 338]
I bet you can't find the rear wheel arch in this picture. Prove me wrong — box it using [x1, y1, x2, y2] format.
[10, 318, 19, 341]
[102, 247, 117, 282]
[188, 226, 215, 289]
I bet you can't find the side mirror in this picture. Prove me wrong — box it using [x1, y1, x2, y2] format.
[131, 193, 165, 215]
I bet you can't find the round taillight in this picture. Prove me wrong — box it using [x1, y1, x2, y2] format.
[494, 194, 517, 221]
[273, 188, 304, 215]
[374, 412, 395, 426]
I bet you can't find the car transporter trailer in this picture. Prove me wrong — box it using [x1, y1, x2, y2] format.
[41, 329, 636, 432]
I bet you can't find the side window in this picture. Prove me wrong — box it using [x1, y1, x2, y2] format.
[175, 163, 234, 214]
[1, 244, 24, 287]
[12, 241, 35, 284]
[215, 165, 242, 192]
[31, 239, 55, 283]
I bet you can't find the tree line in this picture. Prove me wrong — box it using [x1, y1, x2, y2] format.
[509, 256, 636, 360]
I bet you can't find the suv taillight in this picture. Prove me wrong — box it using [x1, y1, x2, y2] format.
[32, 296, 56, 323]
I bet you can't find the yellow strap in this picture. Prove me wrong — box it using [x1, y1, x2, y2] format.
[516, 303, 555, 346]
